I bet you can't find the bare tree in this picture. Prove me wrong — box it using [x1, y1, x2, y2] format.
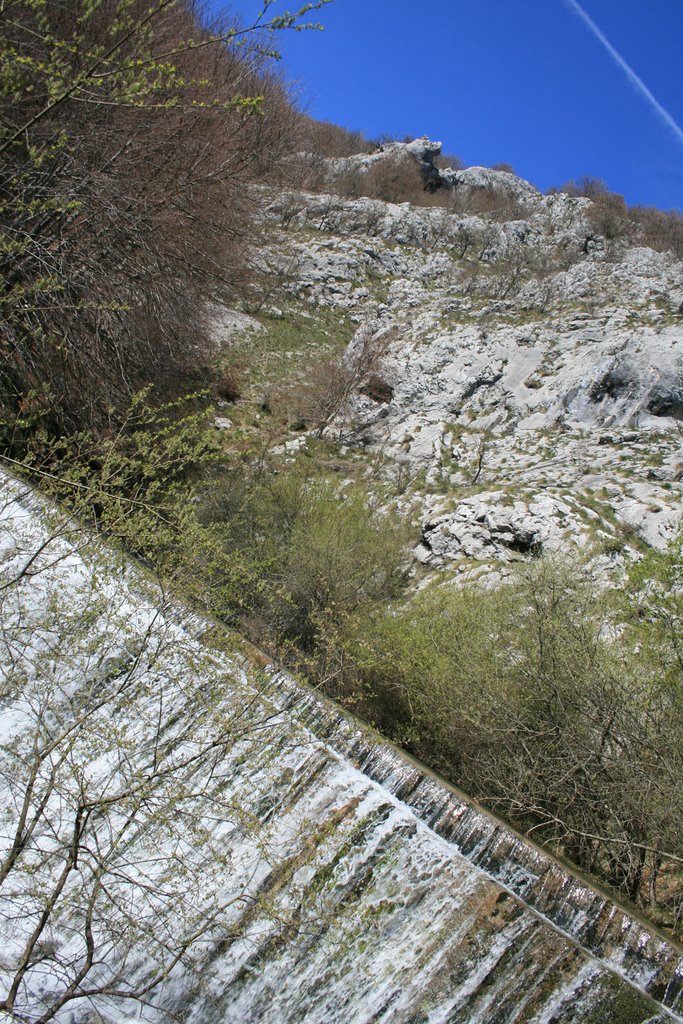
[281, 326, 395, 439]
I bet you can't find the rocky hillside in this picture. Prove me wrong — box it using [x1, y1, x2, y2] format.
[220, 137, 683, 584]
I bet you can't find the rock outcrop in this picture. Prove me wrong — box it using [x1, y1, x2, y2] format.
[256, 140, 683, 572]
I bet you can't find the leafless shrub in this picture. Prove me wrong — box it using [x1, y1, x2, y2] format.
[279, 328, 395, 438]
[435, 152, 465, 171]
[295, 116, 374, 158]
[474, 222, 504, 261]
[560, 175, 611, 200]
[277, 192, 311, 229]
[461, 260, 486, 296]
[557, 177, 683, 252]
[273, 147, 328, 193]
[328, 162, 367, 199]
[628, 207, 683, 258]
[361, 203, 386, 237]
[1, 1, 300, 439]
[586, 192, 629, 241]
[214, 366, 243, 403]
[242, 247, 306, 315]
[446, 185, 528, 222]
[360, 156, 426, 205]
[450, 223, 476, 259]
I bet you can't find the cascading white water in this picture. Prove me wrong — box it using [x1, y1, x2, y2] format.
[0, 469, 681, 1024]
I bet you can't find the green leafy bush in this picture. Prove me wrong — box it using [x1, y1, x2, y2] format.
[203, 458, 409, 663]
[345, 556, 683, 931]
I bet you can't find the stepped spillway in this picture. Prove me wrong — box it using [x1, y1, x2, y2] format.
[0, 469, 681, 1024]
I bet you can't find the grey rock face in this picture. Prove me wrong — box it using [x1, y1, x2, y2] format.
[254, 142, 683, 572]
[419, 491, 590, 565]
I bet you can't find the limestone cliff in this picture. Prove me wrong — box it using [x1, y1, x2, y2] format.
[234, 138, 683, 582]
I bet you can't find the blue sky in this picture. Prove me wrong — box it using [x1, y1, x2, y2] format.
[218, 1, 683, 211]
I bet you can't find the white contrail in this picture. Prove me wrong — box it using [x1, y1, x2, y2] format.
[564, 0, 683, 150]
